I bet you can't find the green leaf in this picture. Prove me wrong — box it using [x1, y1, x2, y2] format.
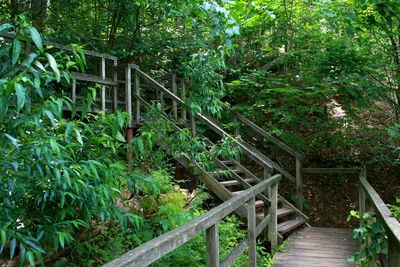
[10, 238, 16, 259]
[44, 110, 56, 125]
[29, 26, 43, 52]
[4, 133, 19, 148]
[12, 39, 21, 66]
[15, 83, 26, 111]
[45, 53, 60, 81]
[0, 228, 6, 252]
[0, 23, 13, 33]
[58, 233, 65, 248]
[65, 122, 74, 140]
[25, 240, 46, 254]
[116, 131, 126, 142]
[74, 128, 83, 145]
[27, 251, 35, 267]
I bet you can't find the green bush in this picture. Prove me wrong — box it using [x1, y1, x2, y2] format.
[0, 19, 148, 265]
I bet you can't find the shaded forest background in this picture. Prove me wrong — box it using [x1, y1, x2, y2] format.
[2, 0, 400, 224]
[1, 0, 400, 265]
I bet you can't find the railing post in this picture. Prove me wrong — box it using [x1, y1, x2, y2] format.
[72, 78, 77, 103]
[125, 65, 133, 166]
[296, 158, 303, 212]
[234, 117, 239, 137]
[248, 196, 257, 267]
[268, 180, 278, 249]
[206, 224, 219, 267]
[190, 114, 196, 137]
[181, 78, 187, 121]
[388, 233, 400, 267]
[134, 68, 141, 125]
[112, 59, 118, 113]
[172, 72, 178, 119]
[100, 57, 106, 111]
[125, 65, 132, 125]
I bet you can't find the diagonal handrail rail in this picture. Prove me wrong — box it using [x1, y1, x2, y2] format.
[103, 174, 281, 267]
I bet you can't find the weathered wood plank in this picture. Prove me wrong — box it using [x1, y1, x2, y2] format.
[295, 158, 303, 211]
[248, 196, 257, 267]
[232, 112, 303, 160]
[220, 238, 248, 267]
[302, 168, 362, 174]
[206, 224, 219, 267]
[71, 72, 117, 86]
[273, 227, 358, 267]
[268, 182, 278, 249]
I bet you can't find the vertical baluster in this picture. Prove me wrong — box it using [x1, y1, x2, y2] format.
[125, 65, 132, 126]
[72, 78, 77, 103]
[125, 65, 133, 166]
[134, 68, 141, 125]
[248, 196, 257, 267]
[206, 224, 219, 267]
[172, 73, 178, 119]
[234, 117, 239, 137]
[160, 91, 165, 113]
[181, 78, 187, 121]
[100, 57, 106, 111]
[190, 114, 196, 137]
[263, 168, 272, 239]
[296, 158, 303, 212]
[388, 234, 400, 267]
[113, 59, 118, 113]
[268, 180, 278, 249]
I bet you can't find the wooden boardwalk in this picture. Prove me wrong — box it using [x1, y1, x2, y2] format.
[273, 227, 359, 267]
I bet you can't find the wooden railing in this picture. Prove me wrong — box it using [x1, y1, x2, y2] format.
[127, 65, 275, 174]
[228, 110, 304, 211]
[358, 169, 400, 267]
[103, 174, 281, 267]
[303, 167, 400, 267]
[1, 32, 119, 113]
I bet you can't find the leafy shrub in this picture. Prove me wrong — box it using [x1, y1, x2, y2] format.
[0, 19, 147, 265]
[348, 211, 388, 266]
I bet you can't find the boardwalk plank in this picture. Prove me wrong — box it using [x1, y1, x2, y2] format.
[273, 227, 359, 266]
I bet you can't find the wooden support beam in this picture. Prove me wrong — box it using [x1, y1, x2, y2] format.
[233, 117, 239, 137]
[206, 224, 219, 267]
[268, 182, 278, 249]
[113, 59, 118, 112]
[248, 196, 257, 267]
[125, 66, 133, 127]
[172, 73, 178, 119]
[181, 79, 187, 121]
[134, 69, 141, 125]
[296, 159, 303, 212]
[190, 114, 196, 137]
[100, 57, 106, 111]
[72, 78, 77, 103]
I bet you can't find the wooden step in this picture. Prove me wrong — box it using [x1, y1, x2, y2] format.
[277, 207, 296, 218]
[221, 160, 236, 166]
[256, 207, 296, 219]
[278, 218, 306, 234]
[220, 178, 257, 187]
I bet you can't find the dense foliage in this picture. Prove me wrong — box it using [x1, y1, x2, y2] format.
[1, 0, 400, 266]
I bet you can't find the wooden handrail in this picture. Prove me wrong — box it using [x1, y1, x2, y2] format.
[132, 66, 274, 173]
[103, 175, 281, 267]
[302, 168, 362, 174]
[1, 32, 118, 60]
[359, 169, 400, 266]
[231, 111, 304, 160]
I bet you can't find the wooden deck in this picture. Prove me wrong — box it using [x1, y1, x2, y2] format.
[273, 227, 359, 267]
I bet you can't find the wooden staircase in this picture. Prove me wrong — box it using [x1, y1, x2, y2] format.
[184, 156, 308, 237]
